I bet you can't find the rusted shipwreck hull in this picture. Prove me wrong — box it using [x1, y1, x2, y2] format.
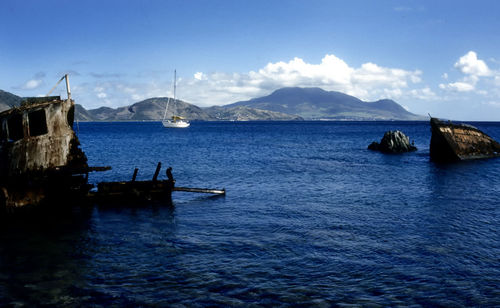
[430, 117, 500, 162]
[0, 96, 94, 210]
[0, 96, 177, 213]
[0, 94, 177, 212]
[0, 87, 223, 213]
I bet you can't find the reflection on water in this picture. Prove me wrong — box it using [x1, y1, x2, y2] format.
[0, 206, 94, 305]
[1, 121, 500, 306]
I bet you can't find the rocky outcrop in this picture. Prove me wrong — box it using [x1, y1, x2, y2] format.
[368, 130, 417, 153]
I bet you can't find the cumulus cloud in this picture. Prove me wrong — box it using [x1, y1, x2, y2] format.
[180, 54, 425, 106]
[17, 72, 46, 90]
[75, 54, 433, 109]
[23, 79, 43, 90]
[194, 72, 205, 80]
[409, 87, 437, 100]
[440, 51, 496, 93]
[439, 81, 475, 92]
[454, 51, 491, 77]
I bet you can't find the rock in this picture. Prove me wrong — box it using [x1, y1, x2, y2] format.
[368, 130, 417, 153]
[368, 141, 381, 151]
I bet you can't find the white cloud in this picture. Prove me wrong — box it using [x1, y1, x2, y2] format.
[23, 79, 43, 90]
[18, 72, 46, 90]
[75, 54, 433, 109]
[409, 87, 437, 100]
[179, 54, 424, 106]
[439, 81, 475, 92]
[454, 51, 491, 77]
[440, 51, 496, 94]
[194, 72, 205, 80]
[132, 94, 143, 101]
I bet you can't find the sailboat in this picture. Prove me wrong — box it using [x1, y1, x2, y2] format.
[162, 70, 190, 128]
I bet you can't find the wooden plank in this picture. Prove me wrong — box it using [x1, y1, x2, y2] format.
[173, 186, 225, 195]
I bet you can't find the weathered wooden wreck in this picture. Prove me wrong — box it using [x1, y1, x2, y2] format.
[0, 75, 223, 213]
[0, 90, 94, 210]
[430, 117, 500, 162]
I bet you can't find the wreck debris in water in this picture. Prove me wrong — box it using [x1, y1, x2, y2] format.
[0, 75, 224, 213]
[0, 75, 102, 211]
[430, 117, 500, 162]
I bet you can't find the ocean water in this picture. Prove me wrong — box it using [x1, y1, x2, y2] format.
[1, 121, 499, 306]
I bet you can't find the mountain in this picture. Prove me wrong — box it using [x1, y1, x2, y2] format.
[76, 98, 211, 121]
[75, 97, 300, 121]
[228, 87, 424, 120]
[0, 90, 22, 112]
[74, 104, 95, 121]
[1, 87, 423, 121]
[204, 106, 303, 121]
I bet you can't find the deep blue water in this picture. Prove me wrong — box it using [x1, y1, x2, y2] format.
[1, 121, 500, 306]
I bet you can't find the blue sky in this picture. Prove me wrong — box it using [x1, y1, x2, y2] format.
[1, 0, 500, 120]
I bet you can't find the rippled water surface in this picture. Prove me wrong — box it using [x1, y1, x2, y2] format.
[1, 121, 499, 306]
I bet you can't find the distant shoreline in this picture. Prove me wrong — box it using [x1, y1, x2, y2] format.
[74, 119, 500, 123]
[75, 119, 433, 123]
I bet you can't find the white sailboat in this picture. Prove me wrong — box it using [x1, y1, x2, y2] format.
[162, 70, 190, 128]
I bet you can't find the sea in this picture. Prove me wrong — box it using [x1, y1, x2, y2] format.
[1, 121, 499, 306]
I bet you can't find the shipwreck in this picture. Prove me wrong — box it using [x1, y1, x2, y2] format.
[0, 75, 223, 213]
[430, 117, 500, 162]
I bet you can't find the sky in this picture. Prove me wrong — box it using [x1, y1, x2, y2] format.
[1, 0, 500, 120]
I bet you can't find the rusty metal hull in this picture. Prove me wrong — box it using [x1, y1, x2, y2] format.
[0, 94, 214, 213]
[0, 97, 90, 211]
[430, 117, 500, 162]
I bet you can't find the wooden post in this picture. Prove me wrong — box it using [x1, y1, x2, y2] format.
[131, 168, 138, 182]
[152, 162, 161, 182]
[64, 74, 71, 100]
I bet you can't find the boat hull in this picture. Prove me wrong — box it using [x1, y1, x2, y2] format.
[162, 120, 190, 128]
[430, 117, 500, 162]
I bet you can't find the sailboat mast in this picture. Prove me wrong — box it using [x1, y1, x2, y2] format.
[162, 70, 177, 121]
[173, 69, 177, 102]
[162, 97, 170, 121]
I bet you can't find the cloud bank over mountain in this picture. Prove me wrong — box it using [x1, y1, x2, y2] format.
[9, 51, 500, 120]
[183, 54, 431, 107]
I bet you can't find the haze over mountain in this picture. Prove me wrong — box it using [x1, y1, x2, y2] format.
[76, 98, 302, 121]
[0, 87, 424, 121]
[229, 87, 424, 120]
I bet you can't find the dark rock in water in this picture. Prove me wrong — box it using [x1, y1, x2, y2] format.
[368, 130, 417, 153]
[368, 141, 381, 151]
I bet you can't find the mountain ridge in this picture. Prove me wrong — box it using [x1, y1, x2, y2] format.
[228, 87, 424, 120]
[0, 87, 425, 121]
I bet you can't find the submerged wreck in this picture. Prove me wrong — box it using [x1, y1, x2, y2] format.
[430, 117, 500, 162]
[0, 75, 223, 213]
